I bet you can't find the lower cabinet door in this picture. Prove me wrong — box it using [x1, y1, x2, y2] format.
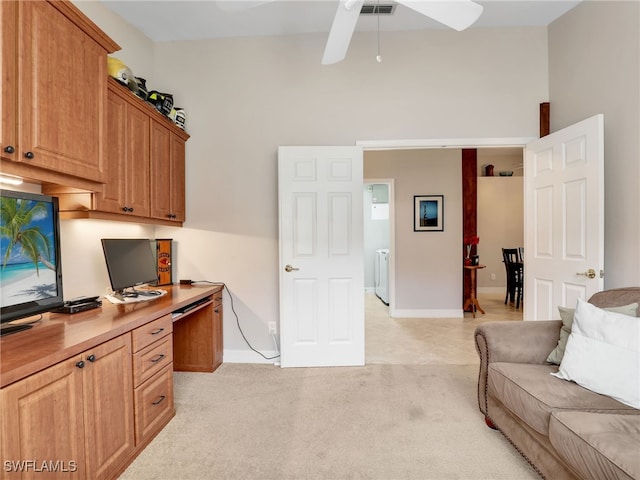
[83, 335, 135, 480]
[1, 356, 87, 478]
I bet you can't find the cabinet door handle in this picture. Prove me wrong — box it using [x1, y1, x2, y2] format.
[122, 206, 129, 212]
[24, 151, 34, 159]
[150, 354, 166, 363]
[214, 309, 219, 313]
[87, 354, 96, 362]
[151, 328, 165, 335]
[152, 395, 166, 406]
[4, 145, 14, 154]
[76, 360, 85, 369]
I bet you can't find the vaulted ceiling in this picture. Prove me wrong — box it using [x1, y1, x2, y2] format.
[100, 0, 581, 43]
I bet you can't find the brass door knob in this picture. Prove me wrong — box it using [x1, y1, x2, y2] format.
[576, 268, 597, 279]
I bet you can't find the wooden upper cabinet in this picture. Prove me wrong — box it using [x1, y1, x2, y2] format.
[169, 133, 186, 222]
[54, 80, 189, 226]
[150, 119, 188, 223]
[0, 1, 18, 162]
[1, 1, 119, 184]
[96, 83, 150, 217]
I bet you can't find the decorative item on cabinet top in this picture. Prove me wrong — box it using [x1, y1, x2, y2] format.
[107, 56, 186, 131]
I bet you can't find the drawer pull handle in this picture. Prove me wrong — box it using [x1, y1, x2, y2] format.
[152, 395, 166, 406]
[150, 354, 166, 363]
[151, 328, 165, 335]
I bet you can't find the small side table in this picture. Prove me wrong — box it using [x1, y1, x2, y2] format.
[464, 264, 486, 318]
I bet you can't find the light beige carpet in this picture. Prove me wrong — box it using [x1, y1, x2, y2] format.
[120, 363, 538, 480]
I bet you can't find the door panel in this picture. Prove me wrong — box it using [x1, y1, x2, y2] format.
[525, 114, 604, 320]
[279, 146, 364, 367]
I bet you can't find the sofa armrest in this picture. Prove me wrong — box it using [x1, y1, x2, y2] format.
[474, 320, 562, 416]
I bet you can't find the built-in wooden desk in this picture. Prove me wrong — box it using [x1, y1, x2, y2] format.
[0, 284, 223, 479]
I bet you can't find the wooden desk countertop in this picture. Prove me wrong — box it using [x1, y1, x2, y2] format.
[0, 284, 223, 388]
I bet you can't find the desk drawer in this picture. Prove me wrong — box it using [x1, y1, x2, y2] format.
[133, 336, 173, 386]
[134, 365, 174, 445]
[132, 314, 172, 353]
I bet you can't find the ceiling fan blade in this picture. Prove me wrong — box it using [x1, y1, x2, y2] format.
[322, 0, 366, 65]
[397, 0, 483, 31]
[216, 1, 275, 13]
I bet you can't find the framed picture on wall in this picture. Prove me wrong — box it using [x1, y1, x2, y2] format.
[414, 195, 444, 232]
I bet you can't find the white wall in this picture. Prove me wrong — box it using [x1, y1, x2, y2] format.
[59, 220, 155, 299]
[64, 2, 549, 361]
[548, 1, 640, 288]
[72, 1, 154, 79]
[152, 28, 546, 352]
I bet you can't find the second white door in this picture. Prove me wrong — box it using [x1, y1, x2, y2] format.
[524, 114, 604, 320]
[278, 146, 364, 367]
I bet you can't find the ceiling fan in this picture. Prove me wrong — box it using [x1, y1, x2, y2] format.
[218, 0, 484, 65]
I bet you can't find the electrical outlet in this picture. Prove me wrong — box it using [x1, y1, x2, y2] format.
[491, 273, 496, 281]
[268, 322, 277, 334]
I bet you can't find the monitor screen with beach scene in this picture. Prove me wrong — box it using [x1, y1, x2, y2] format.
[0, 189, 64, 323]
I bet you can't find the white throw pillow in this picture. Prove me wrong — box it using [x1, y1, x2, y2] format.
[552, 298, 640, 409]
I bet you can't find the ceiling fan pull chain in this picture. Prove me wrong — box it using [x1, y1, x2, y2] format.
[376, 0, 382, 62]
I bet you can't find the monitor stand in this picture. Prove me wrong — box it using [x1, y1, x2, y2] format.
[112, 290, 139, 302]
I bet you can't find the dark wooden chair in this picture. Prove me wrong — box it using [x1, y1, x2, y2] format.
[502, 248, 523, 308]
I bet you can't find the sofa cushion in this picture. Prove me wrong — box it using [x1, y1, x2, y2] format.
[549, 411, 640, 480]
[546, 302, 638, 365]
[487, 362, 636, 436]
[552, 299, 640, 408]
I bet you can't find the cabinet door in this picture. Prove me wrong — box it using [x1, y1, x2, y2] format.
[83, 335, 135, 480]
[125, 105, 151, 217]
[18, 1, 107, 181]
[169, 133, 186, 222]
[97, 88, 150, 217]
[0, 1, 18, 163]
[149, 121, 172, 221]
[1, 357, 87, 478]
[96, 89, 127, 213]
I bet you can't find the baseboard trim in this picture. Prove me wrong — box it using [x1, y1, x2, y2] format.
[389, 308, 464, 319]
[223, 349, 280, 365]
[478, 287, 506, 294]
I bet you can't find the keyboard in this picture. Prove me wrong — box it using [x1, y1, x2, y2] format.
[0, 323, 33, 337]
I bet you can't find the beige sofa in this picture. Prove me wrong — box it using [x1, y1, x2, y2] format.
[475, 287, 640, 480]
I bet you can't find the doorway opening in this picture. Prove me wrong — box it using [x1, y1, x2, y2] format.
[363, 180, 393, 309]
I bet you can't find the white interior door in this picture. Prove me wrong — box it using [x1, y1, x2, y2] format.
[278, 146, 364, 367]
[524, 114, 604, 320]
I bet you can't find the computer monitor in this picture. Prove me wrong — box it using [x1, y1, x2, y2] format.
[101, 238, 158, 298]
